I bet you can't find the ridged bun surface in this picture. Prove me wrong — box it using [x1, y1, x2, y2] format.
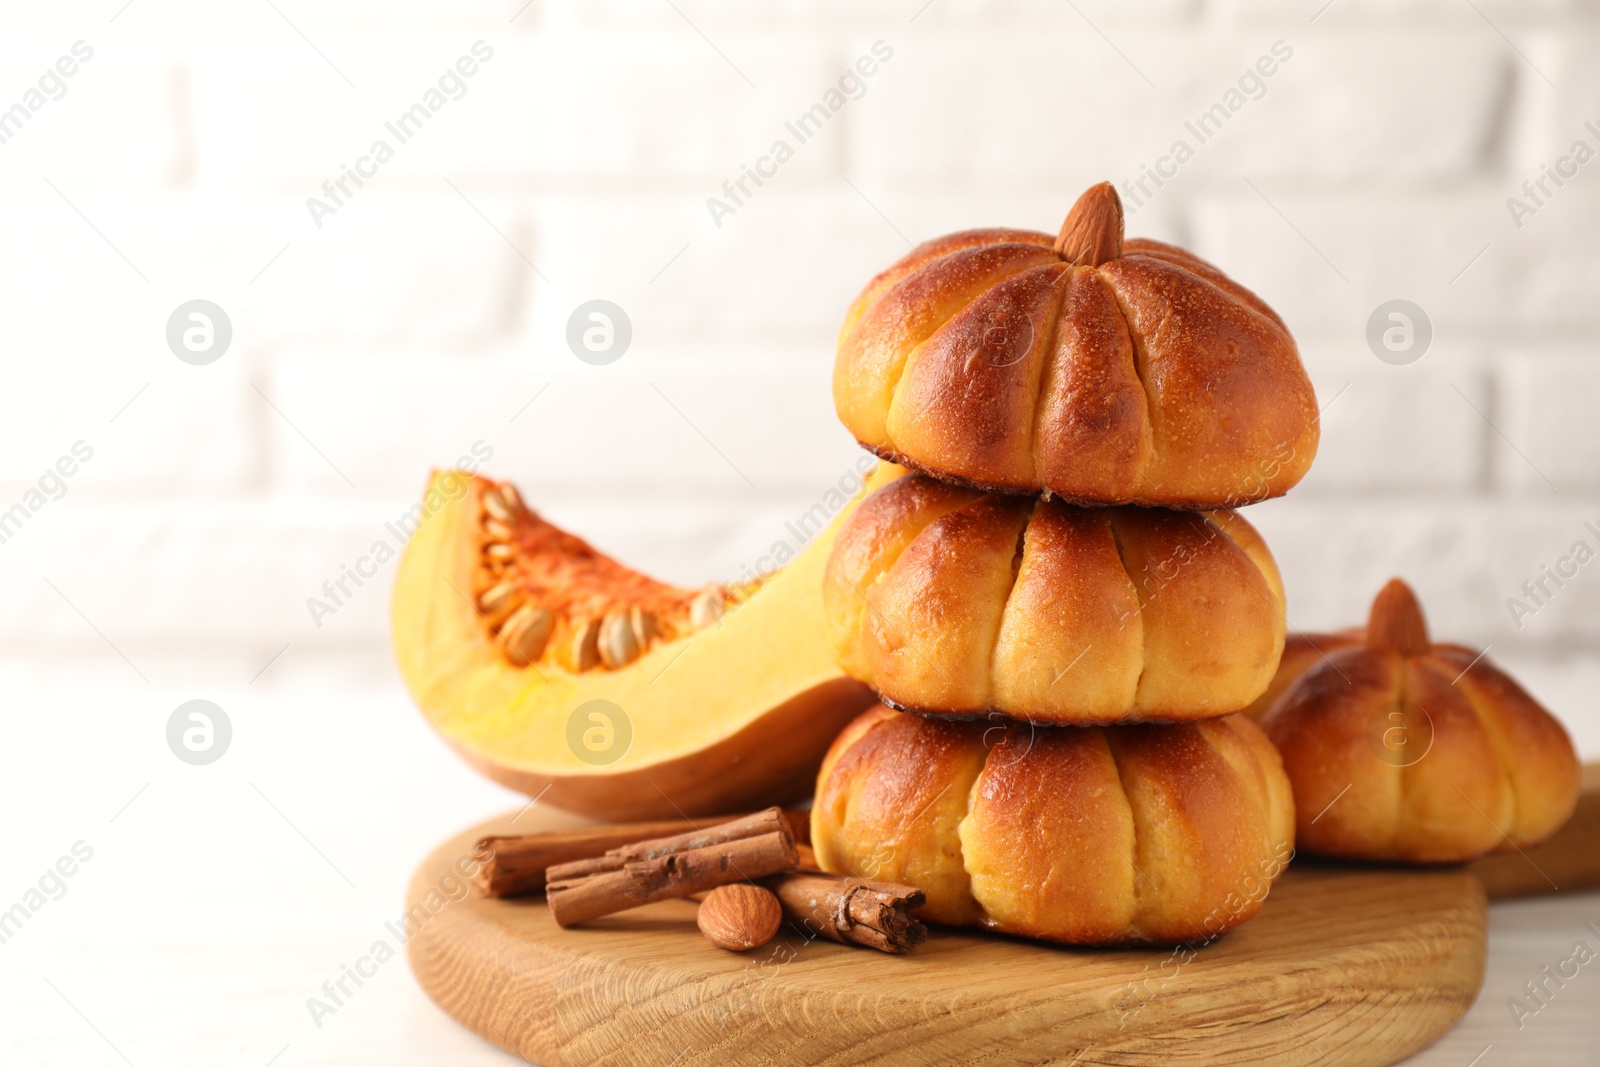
[833, 182, 1318, 509]
[812, 705, 1295, 946]
[1259, 579, 1581, 863]
[1239, 628, 1480, 721]
[824, 471, 1286, 724]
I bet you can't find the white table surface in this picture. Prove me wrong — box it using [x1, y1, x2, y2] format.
[1, 659, 1594, 1066]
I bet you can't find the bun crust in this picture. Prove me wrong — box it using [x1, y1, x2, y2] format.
[1239, 629, 1363, 720]
[1238, 628, 1479, 721]
[812, 705, 1295, 946]
[1259, 580, 1581, 863]
[833, 199, 1318, 509]
[824, 472, 1286, 724]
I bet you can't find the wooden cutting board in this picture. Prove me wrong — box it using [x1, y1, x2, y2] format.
[408, 764, 1600, 1067]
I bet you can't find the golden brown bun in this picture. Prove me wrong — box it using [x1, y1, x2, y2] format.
[812, 705, 1295, 946]
[1239, 629, 1362, 720]
[833, 183, 1318, 510]
[1239, 626, 1480, 721]
[824, 471, 1287, 724]
[1260, 579, 1582, 863]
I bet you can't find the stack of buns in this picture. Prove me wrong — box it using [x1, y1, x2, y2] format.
[810, 182, 1316, 946]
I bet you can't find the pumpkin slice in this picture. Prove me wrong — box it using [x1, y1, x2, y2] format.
[391, 468, 887, 820]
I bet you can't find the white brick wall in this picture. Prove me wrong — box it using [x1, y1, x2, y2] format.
[1499, 352, 1600, 493]
[2, 1, 1598, 750]
[1294, 341, 1490, 493]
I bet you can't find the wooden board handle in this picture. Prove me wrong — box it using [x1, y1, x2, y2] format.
[1471, 762, 1600, 900]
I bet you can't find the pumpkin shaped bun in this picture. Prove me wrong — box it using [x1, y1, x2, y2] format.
[823, 471, 1287, 724]
[1240, 626, 1480, 722]
[1259, 579, 1581, 864]
[812, 705, 1295, 946]
[833, 182, 1319, 510]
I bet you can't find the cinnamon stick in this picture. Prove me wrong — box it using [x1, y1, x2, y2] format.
[473, 819, 698, 897]
[545, 808, 792, 884]
[473, 809, 808, 898]
[764, 872, 927, 954]
[547, 830, 798, 927]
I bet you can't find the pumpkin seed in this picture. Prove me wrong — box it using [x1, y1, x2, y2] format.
[477, 580, 521, 618]
[690, 586, 726, 628]
[484, 542, 514, 562]
[631, 606, 658, 648]
[499, 605, 554, 667]
[483, 487, 515, 522]
[483, 518, 514, 542]
[598, 610, 641, 669]
[568, 617, 600, 672]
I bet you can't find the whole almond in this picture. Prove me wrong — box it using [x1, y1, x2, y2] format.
[1053, 181, 1124, 267]
[697, 884, 782, 952]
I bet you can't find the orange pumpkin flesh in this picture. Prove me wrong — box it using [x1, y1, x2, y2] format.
[390, 469, 887, 820]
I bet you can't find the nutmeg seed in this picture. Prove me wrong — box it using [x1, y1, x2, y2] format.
[696, 884, 782, 952]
